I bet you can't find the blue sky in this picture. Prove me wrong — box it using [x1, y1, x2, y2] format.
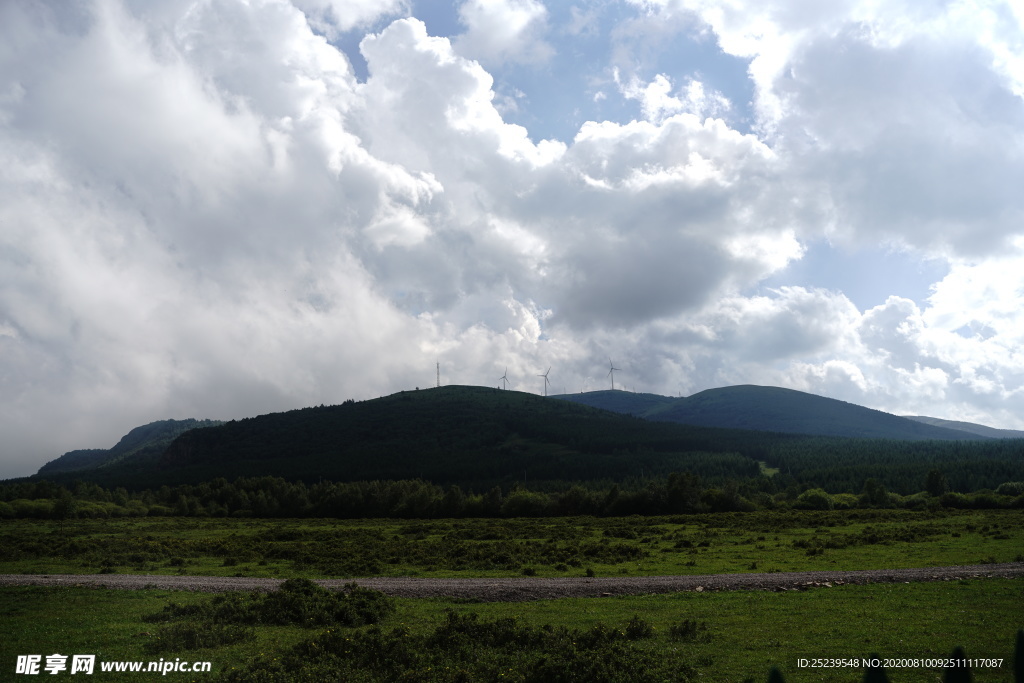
[2, 0, 1024, 477]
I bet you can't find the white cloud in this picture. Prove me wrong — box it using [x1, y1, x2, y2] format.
[290, 0, 409, 36]
[454, 0, 554, 66]
[4, 0, 1024, 478]
[617, 71, 732, 123]
[626, 0, 1024, 257]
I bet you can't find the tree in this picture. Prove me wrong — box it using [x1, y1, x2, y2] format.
[925, 469, 949, 496]
[53, 490, 77, 534]
[861, 478, 889, 507]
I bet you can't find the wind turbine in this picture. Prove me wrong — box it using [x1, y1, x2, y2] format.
[608, 358, 621, 391]
[538, 367, 551, 396]
[499, 367, 509, 390]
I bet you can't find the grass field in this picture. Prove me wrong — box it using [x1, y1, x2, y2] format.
[2, 508, 1022, 578]
[1, 508, 1021, 681]
[1, 580, 1020, 682]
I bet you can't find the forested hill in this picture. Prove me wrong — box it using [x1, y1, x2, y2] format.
[904, 415, 1024, 439]
[37, 419, 223, 476]
[549, 390, 675, 415]
[552, 386, 984, 441]
[18, 386, 1024, 496]
[35, 386, 799, 490]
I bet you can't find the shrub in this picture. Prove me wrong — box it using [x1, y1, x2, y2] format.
[624, 615, 654, 640]
[795, 489, 833, 511]
[831, 493, 859, 510]
[218, 611, 697, 683]
[995, 481, 1024, 496]
[668, 619, 711, 643]
[145, 579, 394, 628]
[501, 491, 551, 517]
[143, 622, 254, 654]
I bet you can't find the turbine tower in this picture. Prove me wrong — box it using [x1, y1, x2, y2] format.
[538, 367, 551, 397]
[499, 367, 509, 390]
[608, 358, 621, 391]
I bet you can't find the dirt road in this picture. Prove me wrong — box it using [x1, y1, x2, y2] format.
[2, 563, 1021, 602]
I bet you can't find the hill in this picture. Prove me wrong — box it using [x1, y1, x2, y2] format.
[549, 390, 675, 415]
[553, 386, 982, 440]
[32, 387, 786, 490]
[37, 419, 224, 476]
[903, 415, 1024, 439]
[17, 386, 1024, 497]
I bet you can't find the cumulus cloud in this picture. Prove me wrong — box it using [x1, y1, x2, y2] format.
[454, 0, 554, 66]
[629, 0, 1024, 257]
[617, 72, 732, 123]
[290, 0, 409, 36]
[3, 0, 1024, 478]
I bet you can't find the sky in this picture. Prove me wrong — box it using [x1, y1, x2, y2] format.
[2, 0, 1024, 479]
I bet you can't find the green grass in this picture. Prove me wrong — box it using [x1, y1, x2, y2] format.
[2, 510, 1020, 680]
[2, 509, 1022, 579]
[0, 586, 312, 681]
[425, 580, 1022, 682]
[1, 580, 1020, 682]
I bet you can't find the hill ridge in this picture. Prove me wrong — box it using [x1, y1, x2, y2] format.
[552, 384, 988, 441]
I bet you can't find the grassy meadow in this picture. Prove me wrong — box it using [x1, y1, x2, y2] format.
[1, 508, 1022, 578]
[1, 508, 1022, 681]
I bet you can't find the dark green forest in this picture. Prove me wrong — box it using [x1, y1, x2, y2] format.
[7, 385, 1024, 519]
[23, 386, 1024, 495]
[556, 385, 988, 440]
[2, 470, 1022, 521]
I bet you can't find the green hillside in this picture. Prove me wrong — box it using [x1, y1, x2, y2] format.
[904, 415, 1024, 439]
[42, 386, 783, 490]
[37, 418, 223, 476]
[556, 385, 982, 441]
[14, 386, 1024, 499]
[548, 389, 674, 415]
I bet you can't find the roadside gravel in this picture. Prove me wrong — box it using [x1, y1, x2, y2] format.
[2, 563, 1021, 602]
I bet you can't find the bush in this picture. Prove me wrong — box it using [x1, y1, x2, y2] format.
[939, 492, 970, 509]
[218, 611, 698, 683]
[501, 491, 551, 517]
[143, 622, 254, 654]
[145, 579, 394, 628]
[995, 481, 1024, 496]
[794, 489, 833, 511]
[624, 615, 654, 640]
[668, 619, 711, 643]
[831, 493, 860, 510]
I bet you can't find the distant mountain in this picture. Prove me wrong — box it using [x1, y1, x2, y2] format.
[550, 390, 675, 415]
[37, 418, 223, 476]
[553, 385, 986, 441]
[29, 386, 798, 490]
[29, 385, 1013, 492]
[903, 415, 1024, 439]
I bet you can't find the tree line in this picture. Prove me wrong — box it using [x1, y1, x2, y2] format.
[2, 473, 1022, 521]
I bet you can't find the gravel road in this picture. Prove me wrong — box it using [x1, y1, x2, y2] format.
[2, 563, 1021, 602]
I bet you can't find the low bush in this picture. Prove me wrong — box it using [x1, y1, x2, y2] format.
[144, 622, 254, 654]
[216, 611, 698, 683]
[668, 619, 711, 643]
[145, 579, 394, 628]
